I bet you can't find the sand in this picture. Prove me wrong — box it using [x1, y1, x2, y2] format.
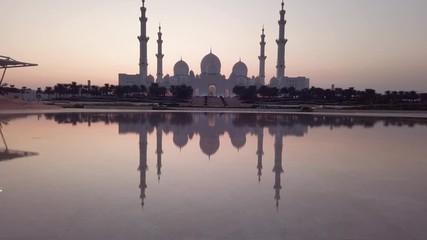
[0, 96, 60, 110]
[1, 96, 427, 119]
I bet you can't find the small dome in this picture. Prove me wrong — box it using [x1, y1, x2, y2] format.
[269, 77, 279, 87]
[232, 60, 248, 77]
[201, 52, 221, 75]
[146, 75, 155, 84]
[174, 59, 189, 76]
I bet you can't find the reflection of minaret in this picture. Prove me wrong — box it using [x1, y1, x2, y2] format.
[138, 0, 149, 79]
[138, 131, 148, 209]
[273, 133, 284, 211]
[156, 126, 163, 181]
[276, 0, 288, 79]
[256, 127, 264, 182]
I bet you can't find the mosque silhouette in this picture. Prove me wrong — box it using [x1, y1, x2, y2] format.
[119, 0, 310, 96]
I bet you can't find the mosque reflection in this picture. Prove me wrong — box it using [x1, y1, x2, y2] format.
[117, 113, 308, 210]
[43, 112, 427, 210]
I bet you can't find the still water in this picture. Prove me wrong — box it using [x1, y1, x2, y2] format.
[1, 112, 427, 240]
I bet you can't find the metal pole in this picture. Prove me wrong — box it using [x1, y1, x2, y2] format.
[0, 67, 7, 86]
[0, 125, 9, 151]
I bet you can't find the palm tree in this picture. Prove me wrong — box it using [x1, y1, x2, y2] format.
[232, 86, 246, 98]
[101, 84, 110, 96]
[54, 84, 66, 98]
[279, 87, 289, 98]
[20, 86, 28, 100]
[170, 85, 193, 99]
[36, 87, 43, 101]
[140, 85, 147, 96]
[44, 86, 54, 100]
[130, 84, 140, 96]
[70, 82, 79, 97]
[288, 86, 296, 99]
[149, 83, 167, 97]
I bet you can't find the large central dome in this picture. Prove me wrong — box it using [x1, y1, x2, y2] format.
[201, 52, 221, 75]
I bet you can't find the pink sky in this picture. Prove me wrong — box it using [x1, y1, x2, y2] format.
[1, 0, 426, 92]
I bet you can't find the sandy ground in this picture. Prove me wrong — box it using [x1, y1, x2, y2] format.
[1, 96, 427, 119]
[0, 96, 60, 110]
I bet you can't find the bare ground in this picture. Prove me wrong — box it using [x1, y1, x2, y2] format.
[0, 96, 60, 110]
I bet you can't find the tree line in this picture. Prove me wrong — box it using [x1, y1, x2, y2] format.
[2, 82, 426, 106]
[233, 85, 427, 105]
[1, 82, 194, 100]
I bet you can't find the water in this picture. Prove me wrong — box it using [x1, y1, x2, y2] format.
[1, 112, 426, 240]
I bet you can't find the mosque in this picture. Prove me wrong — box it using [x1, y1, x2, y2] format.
[118, 0, 310, 96]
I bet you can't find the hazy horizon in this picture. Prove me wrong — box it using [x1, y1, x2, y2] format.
[1, 0, 426, 92]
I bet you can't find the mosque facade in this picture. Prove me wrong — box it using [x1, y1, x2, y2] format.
[118, 0, 310, 96]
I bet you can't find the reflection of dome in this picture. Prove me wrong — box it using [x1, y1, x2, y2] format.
[230, 131, 246, 150]
[201, 52, 221, 75]
[200, 135, 220, 157]
[174, 59, 189, 76]
[173, 132, 188, 149]
[232, 61, 248, 77]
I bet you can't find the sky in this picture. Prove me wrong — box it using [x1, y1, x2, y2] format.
[1, 0, 426, 92]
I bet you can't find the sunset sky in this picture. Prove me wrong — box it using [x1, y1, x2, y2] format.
[1, 0, 426, 92]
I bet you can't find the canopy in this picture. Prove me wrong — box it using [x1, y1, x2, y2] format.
[0, 55, 38, 85]
[0, 55, 37, 69]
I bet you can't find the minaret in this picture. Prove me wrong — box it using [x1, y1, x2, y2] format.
[273, 133, 284, 211]
[276, 0, 288, 79]
[156, 24, 164, 82]
[258, 26, 267, 85]
[156, 126, 163, 181]
[138, 130, 148, 209]
[138, 0, 149, 80]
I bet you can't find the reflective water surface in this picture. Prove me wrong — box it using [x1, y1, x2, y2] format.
[1, 112, 427, 240]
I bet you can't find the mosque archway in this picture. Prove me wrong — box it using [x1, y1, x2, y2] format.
[208, 85, 217, 97]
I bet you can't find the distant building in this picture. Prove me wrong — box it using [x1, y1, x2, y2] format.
[118, 0, 309, 96]
[269, 76, 310, 90]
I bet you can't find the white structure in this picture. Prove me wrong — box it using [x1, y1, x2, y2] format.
[156, 25, 164, 82]
[119, 0, 309, 94]
[276, 1, 287, 79]
[119, 0, 154, 87]
[269, 1, 310, 90]
[258, 27, 267, 86]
